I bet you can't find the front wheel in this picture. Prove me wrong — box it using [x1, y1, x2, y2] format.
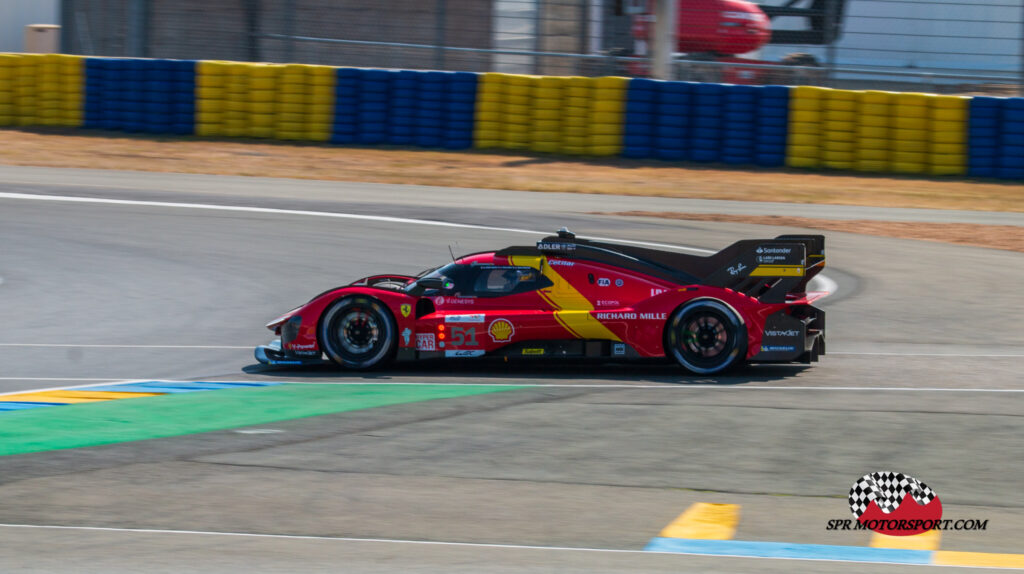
[665, 299, 746, 375]
[319, 296, 397, 370]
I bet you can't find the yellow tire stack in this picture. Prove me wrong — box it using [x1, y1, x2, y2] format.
[928, 96, 967, 176]
[0, 55, 18, 126]
[502, 74, 532, 150]
[530, 76, 564, 154]
[821, 89, 857, 170]
[786, 86, 824, 168]
[562, 76, 592, 155]
[304, 65, 334, 142]
[589, 76, 627, 156]
[57, 55, 84, 127]
[246, 63, 279, 139]
[855, 91, 892, 172]
[275, 64, 308, 140]
[195, 60, 228, 136]
[37, 54, 63, 126]
[13, 54, 41, 126]
[224, 63, 253, 138]
[472, 72, 504, 149]
[891, 93, 931, 174]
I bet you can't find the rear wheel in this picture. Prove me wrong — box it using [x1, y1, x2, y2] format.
[666, 299, 746, 375]
[319, 296, 397, 370]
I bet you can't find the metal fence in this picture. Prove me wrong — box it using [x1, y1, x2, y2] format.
[61, 0, 1024, 94]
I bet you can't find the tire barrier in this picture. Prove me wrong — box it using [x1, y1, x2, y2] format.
[969, 96, 1024, 179]
[333, 68, 476, 149]
[195, 61, 333, 141]
[85, 58, 193, 134]
[0, 54, 82, 128]
[474, 73, 626, 155]
[0, 53, 1021, 179]
[786, 86, 969, 176]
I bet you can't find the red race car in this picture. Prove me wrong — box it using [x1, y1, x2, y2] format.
[256, 229, 827, 374]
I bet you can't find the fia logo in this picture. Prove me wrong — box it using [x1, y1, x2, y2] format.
[727, 263, 747, 276]
[597, 278, 611, 287]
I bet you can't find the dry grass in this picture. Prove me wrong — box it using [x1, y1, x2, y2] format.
[2, 128, 1023, 213]
[595, 211, 1024, 253]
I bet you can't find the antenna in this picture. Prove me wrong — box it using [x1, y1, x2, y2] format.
[448, 243, 456, 263]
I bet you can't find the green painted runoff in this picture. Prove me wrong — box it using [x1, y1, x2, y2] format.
[0, 383, 523, 456]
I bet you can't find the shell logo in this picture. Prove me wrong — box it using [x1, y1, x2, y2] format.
[488, 318, 515, 343]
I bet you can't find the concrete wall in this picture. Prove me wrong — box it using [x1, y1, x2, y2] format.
[0, 0, 59, 52]
[63, 0, 494, 71]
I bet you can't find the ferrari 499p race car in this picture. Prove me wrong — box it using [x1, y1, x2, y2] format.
[256, 229, 827, 374]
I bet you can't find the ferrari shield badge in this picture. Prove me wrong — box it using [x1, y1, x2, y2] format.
[400, 304, 412, 318]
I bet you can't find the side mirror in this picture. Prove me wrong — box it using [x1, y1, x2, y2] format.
[416, 277, 445, 290]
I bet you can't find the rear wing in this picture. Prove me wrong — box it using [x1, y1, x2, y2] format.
[528, 230, 824, 303]
[702, 235, 826, 303]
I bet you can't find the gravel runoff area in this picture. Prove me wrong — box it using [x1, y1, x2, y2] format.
[2, 128, 1021, 253]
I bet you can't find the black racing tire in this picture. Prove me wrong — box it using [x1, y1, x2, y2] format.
[665, 299, 747, 375]
[319, 296, 397, 370]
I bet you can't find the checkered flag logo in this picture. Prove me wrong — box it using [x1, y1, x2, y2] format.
[849, 471, 937, 518]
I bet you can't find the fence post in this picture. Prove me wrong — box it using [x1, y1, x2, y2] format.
[1020, 3, 1024, 95]
[283, 0, 296, 63]
[533, 0, 544, 75]
[126, 0, 149, 57]
[824, 0, 838, 87]
[651, 0, 677, 80]
[435, 0, 446, 70]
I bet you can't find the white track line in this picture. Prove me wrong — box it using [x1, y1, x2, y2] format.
[0, 191, 717, 254]
[0, 191, 847, 293]
[0, 524, 1006, 570]
[830, 351, 1024, 358]
[0, 343, 250, 349]
[0, 379, 149, 397]
[3, 380, 1018, 393]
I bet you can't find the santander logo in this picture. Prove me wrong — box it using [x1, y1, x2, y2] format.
[849, 471, 942, 536]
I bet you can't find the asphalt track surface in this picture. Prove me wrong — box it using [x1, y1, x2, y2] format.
[1, 165, 1022, 573]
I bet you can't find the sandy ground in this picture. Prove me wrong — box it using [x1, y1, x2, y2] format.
[595, 211, 1024, 253]
[2, 128, 1022, 212]
[1, 128, 1021, 252]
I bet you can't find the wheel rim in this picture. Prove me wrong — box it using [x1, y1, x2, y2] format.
[336, 308, 380, 355]
[668, 301, 744, 374]
[682, 315, 727, 359]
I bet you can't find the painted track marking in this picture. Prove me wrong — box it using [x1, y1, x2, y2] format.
[4, 381, 1024, 397]
[0, 343, 250, 349]
[0, 191, 713, 254]
[0, 191, 838, 292]
[1, 524, 1020, 569]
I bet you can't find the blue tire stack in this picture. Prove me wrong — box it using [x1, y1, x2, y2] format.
[622, 78, 658, 158]
[967, 97, 1000, 178]
[332, 68, 360, 144]
[83, 58, 105, 129]
[358, 69, 391, 145]
[690, 83, 723, 162]
[84, 58, 194, 134]
[654, 81, 691, 160]
[388, 70, 418, 146]
[721, 85, 757, 165]
[755, 85, 789, 166]
[415, 71, 447, 148]
[444, 72, 477, 149]
[997, 98, 1024, 179]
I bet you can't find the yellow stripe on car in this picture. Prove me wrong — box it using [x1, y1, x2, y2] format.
[510, 255, 621, 342]
[749, 265, 805, 277]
